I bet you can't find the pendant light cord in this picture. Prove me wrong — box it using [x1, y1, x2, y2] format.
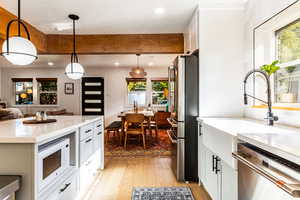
[18, 0, 21, 36]
[73, 19, 76, 56]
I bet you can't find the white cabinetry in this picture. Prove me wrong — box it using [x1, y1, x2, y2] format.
[199, 122, 237, 200]
[79, 119, 104, 196]
[184, 8, 199, 54]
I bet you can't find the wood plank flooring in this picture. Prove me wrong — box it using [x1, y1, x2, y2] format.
[83, 156, 211, 200]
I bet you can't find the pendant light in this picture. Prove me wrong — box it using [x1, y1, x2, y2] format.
[1, 0, 37, 66]
[65, 14, 84, 80]
[129, 54, 147, 78]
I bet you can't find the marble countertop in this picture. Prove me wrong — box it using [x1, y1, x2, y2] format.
[200, 117, 300, 164]
[0, 115, 102, 144]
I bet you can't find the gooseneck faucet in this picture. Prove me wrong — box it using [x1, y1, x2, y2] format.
[243, 69, 279, 126]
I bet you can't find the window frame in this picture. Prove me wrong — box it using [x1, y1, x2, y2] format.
[126, 78, 147, 106]
[151, 78, 169, 106]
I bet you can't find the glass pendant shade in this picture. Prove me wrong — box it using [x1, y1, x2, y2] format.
[2, 36, 37, 65]
[65, 62, 84, 80]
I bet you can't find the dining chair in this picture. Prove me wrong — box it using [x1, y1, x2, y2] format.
[124, 113, 146, 149]
[152, 111, 171, 138]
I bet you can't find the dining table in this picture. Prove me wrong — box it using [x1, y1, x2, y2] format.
[117, 110, 155, 144]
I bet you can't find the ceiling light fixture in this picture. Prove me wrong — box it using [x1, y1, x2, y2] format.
[154, 7, 165, 15]
[129, 54, 147, 78]
[148, 62, 154, 66]
[114, 62, 120, 66]
[65, 14, 84, 80]
[1, 0, 37, 66]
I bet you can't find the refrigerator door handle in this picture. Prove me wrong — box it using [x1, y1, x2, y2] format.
[167, 130, 178, 144]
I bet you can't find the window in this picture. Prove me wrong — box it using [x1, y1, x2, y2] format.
[13, 78, 33, 105]
[37, 78, 58, 105]
[127, 78, 146, 105]
[151, 79, 169, 105]
[275, 19, 300, 103]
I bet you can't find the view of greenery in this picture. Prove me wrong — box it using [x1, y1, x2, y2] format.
[127, 81, 147, 92]
[38, 80, 58, 105]
[15, 82, 33, 105]
[152, 81, 168, 105]
[277, 19, 300, 63]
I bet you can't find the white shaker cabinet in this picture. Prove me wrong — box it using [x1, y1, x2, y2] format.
[199, 122, 238, 200]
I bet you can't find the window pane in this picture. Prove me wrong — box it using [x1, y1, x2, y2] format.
[277, 19, 300, 63]
[15, 82, 33, 105]
[151, 81, 169, 105]
[38, 80, 58, 105]
[275, 65, 300, 103]
[127, 81, 146, 105]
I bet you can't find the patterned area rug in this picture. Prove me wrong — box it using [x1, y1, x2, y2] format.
[105, 130, 172, 157]
[132, 187, 195, 200]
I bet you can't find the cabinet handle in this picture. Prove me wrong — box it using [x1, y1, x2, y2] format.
[97, 131, 102, 135]
[85, 129, 92, 133]
[85, 138, 92, 143]
[212, 155, 216, 172]
[60, 183, 71, 193]
[215, 157, 221, 174]
[97, 124, 102, 128]
[199, 124, 202, 136]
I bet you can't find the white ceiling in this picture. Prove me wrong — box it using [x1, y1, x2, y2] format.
[0, 54, 177, 69]
[0, 0, 247, 34]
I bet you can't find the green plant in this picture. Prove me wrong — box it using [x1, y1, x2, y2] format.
[260, 60, 281, 76]
[285, 66, 296, 74]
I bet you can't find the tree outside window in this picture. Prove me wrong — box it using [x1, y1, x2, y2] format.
[151, 80, 168, 105]
[37, 78, 58, 105]
[14, 79, 33, 105]
[275, 19, 300, 103]
[127, 79, 147, 105]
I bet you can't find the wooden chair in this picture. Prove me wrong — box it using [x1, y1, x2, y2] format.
[124, 113, 146, 149]
[105, 121, 122, 145]
[152, 111, 171, 138]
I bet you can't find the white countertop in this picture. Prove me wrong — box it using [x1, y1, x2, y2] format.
[200, 117, 300, 164]
[0, 116, 102, 144]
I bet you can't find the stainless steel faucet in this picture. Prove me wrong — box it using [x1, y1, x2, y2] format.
[243, 69, 279, 126]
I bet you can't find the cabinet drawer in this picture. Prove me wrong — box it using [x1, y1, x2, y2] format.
[80, 136, 94, 165]
[42, 173, 78, 200]
[94, 120, 103, 133]
[80, 123, 94, 141]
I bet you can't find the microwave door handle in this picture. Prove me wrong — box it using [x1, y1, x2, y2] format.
[232, 152, 300, 197]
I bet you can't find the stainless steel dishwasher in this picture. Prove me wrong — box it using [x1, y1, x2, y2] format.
[233, 142, 300, 200]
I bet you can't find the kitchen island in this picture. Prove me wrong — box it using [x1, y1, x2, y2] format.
[0, 115, 104, 200]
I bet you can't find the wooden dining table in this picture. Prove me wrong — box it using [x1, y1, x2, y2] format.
[117, 110, 155, 144]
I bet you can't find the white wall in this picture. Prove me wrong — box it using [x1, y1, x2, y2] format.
[244, 0, 300, 127]
[198, 7, 245, 117]
[1, 66, 168, 125]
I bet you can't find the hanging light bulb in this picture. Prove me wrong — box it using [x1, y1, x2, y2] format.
[1, 0, 37, 65]
[65, 14, 84, 80]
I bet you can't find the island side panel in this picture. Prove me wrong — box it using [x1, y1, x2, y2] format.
[0, 143, 35, 200]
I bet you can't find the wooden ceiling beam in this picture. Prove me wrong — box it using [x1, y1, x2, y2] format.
[46, 33, 184, 54]
[0, 7, 184, 55]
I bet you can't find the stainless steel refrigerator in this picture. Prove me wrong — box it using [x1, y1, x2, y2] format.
[168, 50, 199, 182]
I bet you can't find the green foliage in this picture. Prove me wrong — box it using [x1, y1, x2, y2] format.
[260, 60, 280, 76]
[152, 81, 168, 91]
[277, 19, 300, 63]
[285, 66, 296, 74]
[127, 81, 146, 92]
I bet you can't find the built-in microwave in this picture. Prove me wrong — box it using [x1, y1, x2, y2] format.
[37, 138, 70, 192]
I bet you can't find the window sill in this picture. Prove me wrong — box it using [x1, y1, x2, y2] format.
[12, 105, 60, 108]
[251, 105, 300, 111]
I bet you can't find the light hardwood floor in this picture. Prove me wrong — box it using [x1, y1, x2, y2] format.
[83, 156, 211, 200]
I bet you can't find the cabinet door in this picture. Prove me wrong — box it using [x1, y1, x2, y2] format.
[220, 160, 238, 200]
[198, 126, 206, 185]
[94, 122, 104, 170]
[204, 149, 219, 200]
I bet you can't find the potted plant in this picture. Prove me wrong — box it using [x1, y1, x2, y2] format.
[260, 60, 281, 77]
[281, 66, 297, 103]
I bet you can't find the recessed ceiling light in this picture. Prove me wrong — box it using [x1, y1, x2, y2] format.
[154, 8, 165, 15]
[53, 22, 73, 31]
[148, 62, 154, 66]
[48, 62, 54, 66]
[114, 62, 120, 66]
